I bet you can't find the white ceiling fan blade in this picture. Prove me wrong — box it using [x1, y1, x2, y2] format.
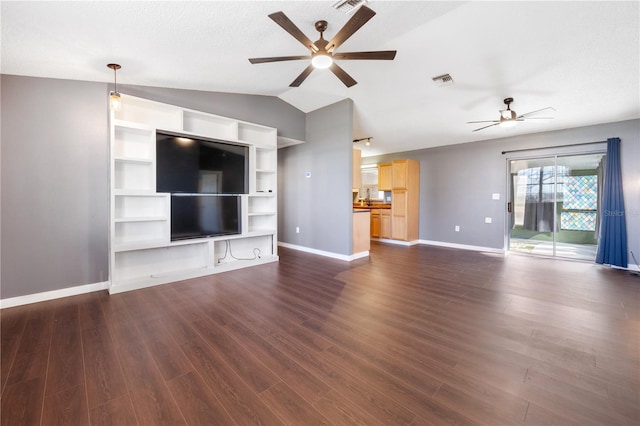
[517, 106, 556, 119]
[472, 123, 501, 132]
[466, 120, 499, 124]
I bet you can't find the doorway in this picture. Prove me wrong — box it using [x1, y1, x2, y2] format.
[508, 152, 606, 260]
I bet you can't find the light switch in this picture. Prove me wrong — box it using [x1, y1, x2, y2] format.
[492, 193, 500, 200]
[485, 217, 492, 224]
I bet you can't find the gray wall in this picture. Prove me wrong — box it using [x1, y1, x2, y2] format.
[278, 99, 354, 255]
[364, 119, 640, 260]
[1, 75, 109, 299]
[1, 74, 306, 299]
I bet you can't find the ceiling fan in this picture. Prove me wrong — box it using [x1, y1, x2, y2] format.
[467, 97, 555, 132]
[248, 5, 396, 88]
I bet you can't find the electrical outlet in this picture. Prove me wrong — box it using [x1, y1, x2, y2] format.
[455, 225, 460, 232]
[296, 227, 300, 234]
[485, 217, 492, 224]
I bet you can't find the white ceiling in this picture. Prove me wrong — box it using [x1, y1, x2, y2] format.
[2, 1, 638, 157]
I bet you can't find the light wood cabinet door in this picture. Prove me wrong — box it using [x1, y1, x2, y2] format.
[392, 190, 408, 240]
[380, 210, 391, 239]
[371, 213, 380, 238]
[392, 160, 408, 189]
[378, 163, 393, 191]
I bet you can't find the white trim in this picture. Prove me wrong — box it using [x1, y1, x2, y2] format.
[612, 263, 640, 273]
[0, 281, 109, 309]
[351, 250, 370, 260]
[419, 239, 505, 255]
[277, 242, 368, 261]
[372, 238, 419, 246]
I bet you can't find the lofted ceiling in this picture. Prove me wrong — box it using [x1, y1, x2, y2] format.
[2, 1, 638, 157]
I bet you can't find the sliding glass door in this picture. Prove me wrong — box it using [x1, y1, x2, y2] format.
[508, 152, 605, 260]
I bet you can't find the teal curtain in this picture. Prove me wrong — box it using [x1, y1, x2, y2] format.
[595, 138, 627, 267]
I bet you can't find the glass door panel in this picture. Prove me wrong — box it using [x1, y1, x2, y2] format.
[508, 153, 605, 260]
[509, 157, 556, 256]
[555, 153, 604, 260]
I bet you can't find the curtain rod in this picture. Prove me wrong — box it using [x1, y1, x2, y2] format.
[502, 140, 607, 155]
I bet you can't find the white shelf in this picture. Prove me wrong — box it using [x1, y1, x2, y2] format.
[183, 110, 238, 140]
[115, 95, 182, 129]
[114, 216, 167, 223]
[113, 189, 158, 196]
[238, 122, 277, 147]
[109, 94, 278, 293]
[113, 240, 170, 252]
[113, 124, 154, 160]
[114, 157, 153, 165]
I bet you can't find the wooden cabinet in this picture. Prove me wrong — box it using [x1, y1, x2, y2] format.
[391, 190, 408, 240]
[380, 209, 391, 239]
[390, 159, 420, 241]
[378, 163, 393, 191]
[353, 149, 362, 190]
[370, 208, 380, 238]
[392, 160, 408, 189]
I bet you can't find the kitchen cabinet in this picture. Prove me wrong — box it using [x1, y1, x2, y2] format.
[370, 208, 380, 238]
[378, 162, 393, 191]
[391, 159, 419, 241]
[392, 159, 408, 189]
[372, 159, 418, 242]
[353, 149, 362, 191]
[380, 209, 391, 239]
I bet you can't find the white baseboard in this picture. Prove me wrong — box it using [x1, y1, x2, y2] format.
[612, 263, 640, 274]
[277, 242, 368, 261]
[0, 281, 108, 309]
[372, 238, 419, 246]
[419, 239, 505, 255]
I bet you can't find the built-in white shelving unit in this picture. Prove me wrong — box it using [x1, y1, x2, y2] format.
[109, 94, 278, 294]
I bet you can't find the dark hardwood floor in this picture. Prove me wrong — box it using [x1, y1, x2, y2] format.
[2, 242, 639, 425]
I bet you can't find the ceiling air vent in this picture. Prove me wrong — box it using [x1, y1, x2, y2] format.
[432, 73, 454, 87]
[332, 0, 368, 14]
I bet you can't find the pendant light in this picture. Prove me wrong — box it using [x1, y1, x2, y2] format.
[107, 63, 122, 111]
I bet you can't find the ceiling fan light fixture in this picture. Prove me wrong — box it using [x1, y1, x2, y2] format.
[311, 52, 333, 69]
[499, 120, 517, 128]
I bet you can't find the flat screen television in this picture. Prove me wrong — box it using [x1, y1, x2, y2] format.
[170, 194, 241, 241]
[156, 130, 248, 194]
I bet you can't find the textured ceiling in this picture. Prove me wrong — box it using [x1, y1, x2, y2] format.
[2, 1, 639, 157]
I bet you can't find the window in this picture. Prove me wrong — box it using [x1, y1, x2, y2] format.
[561, 175, 598, 231]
